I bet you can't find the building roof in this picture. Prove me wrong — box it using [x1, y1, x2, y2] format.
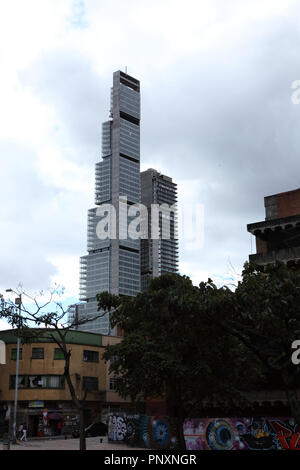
[0, 328, 102, 347]
[247, 213, 300, 235]
[265, 187, 300, 199]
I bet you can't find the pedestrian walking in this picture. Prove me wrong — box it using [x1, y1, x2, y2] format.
[20, 423, 27, 441]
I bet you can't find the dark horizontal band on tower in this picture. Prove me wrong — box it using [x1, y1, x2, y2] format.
[119, 245, 140, 254]
[120, 72, 140, 92]
[120, 111, 140, 125]
[119, 152, 139, 163]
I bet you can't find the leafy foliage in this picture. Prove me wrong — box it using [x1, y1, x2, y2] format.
[99, 265, 300, 431]
[98, 274, 258, 416]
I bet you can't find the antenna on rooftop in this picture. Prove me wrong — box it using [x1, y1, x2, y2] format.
[125, 66, 128, 74]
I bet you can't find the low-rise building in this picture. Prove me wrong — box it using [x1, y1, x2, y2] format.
[0, 329, 131, 437]
[247, 188, 300, 266]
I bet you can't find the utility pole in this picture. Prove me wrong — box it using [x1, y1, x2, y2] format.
[6, 289, 22, 444]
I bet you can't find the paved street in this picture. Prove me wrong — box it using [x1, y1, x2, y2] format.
[2, 436, 146, 451]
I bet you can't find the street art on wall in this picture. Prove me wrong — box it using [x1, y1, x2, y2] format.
[108, 414, 300, 450]
[183, 418, 300, 450]
[108, 414, 178, 449]
[108, 414, 138, 445]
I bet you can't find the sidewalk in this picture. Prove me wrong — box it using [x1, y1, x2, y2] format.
[2, 436, 147, 451]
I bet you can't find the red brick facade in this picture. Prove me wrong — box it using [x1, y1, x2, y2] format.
[276, 188, 300, 218]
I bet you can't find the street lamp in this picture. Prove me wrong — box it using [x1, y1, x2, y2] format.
[6, 289, 22, 444]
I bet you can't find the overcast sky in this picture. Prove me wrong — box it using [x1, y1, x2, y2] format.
[1, 0, 300, 328]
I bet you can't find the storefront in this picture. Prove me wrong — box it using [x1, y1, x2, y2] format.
[3, 398, 104, 438]
[15, 401, 80, 437]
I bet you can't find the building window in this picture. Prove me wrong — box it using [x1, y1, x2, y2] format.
[54, 348, 65, 360]
[82, 376, 98, 391]
[31, 348, 44, 359]
[11, 348, 22, 360]
[9, 375, 65, 389]
[9, 375, 27, 389]
[109, 355, 119, 364]
[83, 350, 99, 363]
[47, 376, 63, 388]
[28, 375, 45, 388]
[109, 378, 120, 391]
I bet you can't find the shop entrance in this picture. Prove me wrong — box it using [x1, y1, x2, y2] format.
[28, 415, 40, 437]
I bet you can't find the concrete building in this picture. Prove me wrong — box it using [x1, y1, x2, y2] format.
[77, 71, 141, 334]
[0, 329, 131, 438]
[247, 188, 300, 266]
[140, 169, 178, 291]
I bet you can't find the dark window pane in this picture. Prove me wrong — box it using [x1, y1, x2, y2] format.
[83, 350, 99, 363]
[9, 375, 27, 389]
[54, 348, 64, 360]
[32, 348, 44, 359]
[9, 375, 15, 389]
[82, 376, 98, 391]
[11, 348, 22, 360]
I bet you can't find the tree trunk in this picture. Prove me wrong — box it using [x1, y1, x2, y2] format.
[177, 403, 186, 451]
[79, 407, 86, 451]
[63, 349, 87, 450]
[172, 386, 186, 450]
[175, 415, 186, 450]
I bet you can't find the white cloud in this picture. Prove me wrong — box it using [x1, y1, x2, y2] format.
[48, 254, 80, 298]
[1, 0, 300, 302]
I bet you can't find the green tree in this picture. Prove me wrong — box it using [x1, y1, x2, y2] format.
[98, 274, 258, 450]
[215, 261, 300, 424]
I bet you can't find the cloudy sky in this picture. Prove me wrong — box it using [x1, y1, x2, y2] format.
[1, 0, 300, 327]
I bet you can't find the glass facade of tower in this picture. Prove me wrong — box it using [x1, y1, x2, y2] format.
[76, 71, 141, 334]
[140, 169, 179, 292]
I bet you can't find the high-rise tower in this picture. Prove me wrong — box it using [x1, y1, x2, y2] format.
[77, 71, 141, 334]
[140, 169, 178, 291]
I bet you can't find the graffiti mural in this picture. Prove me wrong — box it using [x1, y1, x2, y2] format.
[183, 418, 300, 450]
[108, 414, 139, 445]
[108, 414, 178, 449]
[108, 414, 300, 450]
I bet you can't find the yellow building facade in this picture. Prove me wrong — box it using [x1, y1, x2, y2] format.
[0, 329, 130, 437]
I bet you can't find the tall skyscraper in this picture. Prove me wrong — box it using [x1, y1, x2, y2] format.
[140, 169, 178, 291]
[77, 71, 141, 334]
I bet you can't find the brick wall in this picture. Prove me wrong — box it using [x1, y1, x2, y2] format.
[264, 189, 300, 220]
[275, 189, 300, 218]
[256, 237, 268, 254]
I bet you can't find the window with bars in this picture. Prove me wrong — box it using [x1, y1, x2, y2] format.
[31, 348, 44, 359]
[9, 375, 65, 389]
[83, 350, 99, 363]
